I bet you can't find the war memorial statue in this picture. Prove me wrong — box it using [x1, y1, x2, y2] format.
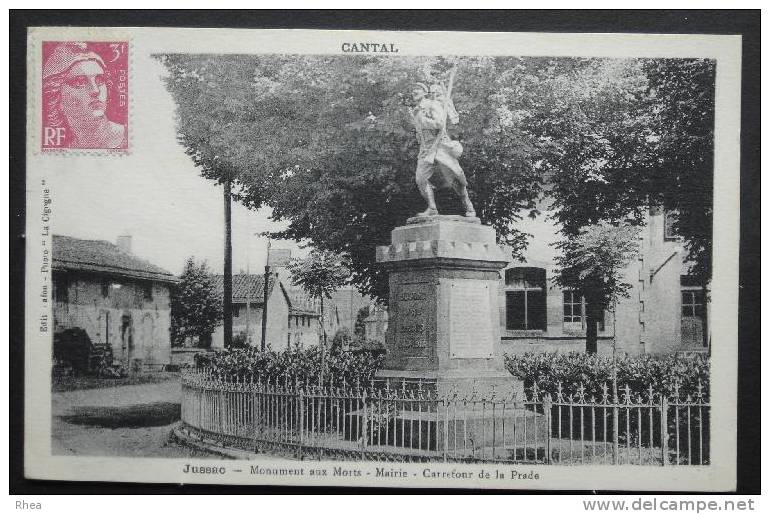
[408, 67, 476, 218]
[372, 66, 518, 403]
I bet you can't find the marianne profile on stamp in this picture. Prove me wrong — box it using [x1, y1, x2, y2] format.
[42, 42, 127, 150]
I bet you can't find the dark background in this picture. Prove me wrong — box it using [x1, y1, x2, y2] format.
[9, 9, 760, 495]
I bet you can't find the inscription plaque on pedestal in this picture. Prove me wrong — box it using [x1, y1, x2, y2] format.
[394, 282, 430, 358]
[449, 280, 494, 358]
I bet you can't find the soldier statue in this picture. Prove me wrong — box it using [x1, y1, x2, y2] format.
[408, 68, 476, 218]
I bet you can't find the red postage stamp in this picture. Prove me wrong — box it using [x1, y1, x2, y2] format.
[41, 41, 129, 151]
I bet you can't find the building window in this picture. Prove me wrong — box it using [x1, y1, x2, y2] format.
[101, 281, 110, 298]
[142, 283, 153, 301]
[505, 267, 546, 331]
[664, 210, 679, 241]
[232, 305, 242, 318]
[682, 290, 705, 318]
[562, 290, 606, 331]
[563, 290, 582, 323]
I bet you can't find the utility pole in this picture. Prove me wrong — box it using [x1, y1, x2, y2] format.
[245, 245, 251, 346]
[223, 176, 233, 349]
[260, 239, 271, 351]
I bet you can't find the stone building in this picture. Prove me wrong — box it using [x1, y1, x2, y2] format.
[317, 287, 371, 340]
[499, 208, 709, 356]
[52, 234, 177, 372]
[364, 303, 389, 343]
[273, 253, 371, 342]
[210, 274, 320, 350]
[286, 289, 323, 349]
[372, 208, 709, 358]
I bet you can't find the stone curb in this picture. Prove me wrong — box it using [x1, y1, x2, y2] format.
[171, 425, 257, 460]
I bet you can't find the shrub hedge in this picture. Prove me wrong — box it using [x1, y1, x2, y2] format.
[194, 345, 384, 386]
[504, 352, 710, 401]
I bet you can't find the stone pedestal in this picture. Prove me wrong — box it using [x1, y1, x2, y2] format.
[375, 215, 522, 398]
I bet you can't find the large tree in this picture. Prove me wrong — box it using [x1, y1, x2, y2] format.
[532, 59, 655, 235]
[539, 59, 714, 351]
[643, 59, 716, 283]
[171, 257, 223, 348]
[159, 55, 715, 314]
[159, 55, 547, 301]
[538, 58, 715, 265]
[531, 59, 652, 352]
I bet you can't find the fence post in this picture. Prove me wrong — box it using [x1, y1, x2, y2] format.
[361, 388, 368, 460]
[219, 386, 225, 437]
[660, 396, 669, 466]
[297, 387, 305, 460]
[543, 394, 552, 464]
[612, 403, 619, 465]
[252, 387, 258, 453]
[443, 398, 449, 462]
[197, 379, 202, 431]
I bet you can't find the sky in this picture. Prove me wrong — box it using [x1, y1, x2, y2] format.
[45, 54, 305, 276]
[42, 52, 558, 277]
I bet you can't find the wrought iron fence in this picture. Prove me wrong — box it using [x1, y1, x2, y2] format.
[179, 371, 709, 465]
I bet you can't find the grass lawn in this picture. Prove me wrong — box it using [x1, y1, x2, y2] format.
[52, 371, 180, 392]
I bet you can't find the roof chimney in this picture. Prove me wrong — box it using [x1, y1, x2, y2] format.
[117, 232, 132, 254]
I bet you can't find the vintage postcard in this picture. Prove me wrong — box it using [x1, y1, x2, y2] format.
[24, 27, 742, 490]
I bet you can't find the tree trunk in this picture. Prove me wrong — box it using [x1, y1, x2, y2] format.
[320, 295, 326, 384]
[585, 303, 600, 354]
[321, 296, 327, 349]
[223, 178, 233, 348]
[261, 264, 270, 352]
[701, 284, 709, 351]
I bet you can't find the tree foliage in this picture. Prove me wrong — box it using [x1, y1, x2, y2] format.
[159, 55, 551, 301]
[158, 55, 715, 305]
[554, 223, 641, 303]
[287, 249, 351, 351]
[170, 257, 223, 348]
[533, 59, 655, 234]
[538, 59, 714, 350]
[539, 59, 715, 264]
[553, 223, 640, 353]
[287, 249, 351, 301]
[644, 59, 715, 281]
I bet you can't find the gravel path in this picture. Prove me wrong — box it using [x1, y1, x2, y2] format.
[52, 379, 181, 416]
[51, 378, 215, 458]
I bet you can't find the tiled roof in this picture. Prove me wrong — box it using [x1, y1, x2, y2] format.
[289, 306, 320, 317]
[52, 235, 177, 283]
[286, 288, 321, 316]
[211, 274, 278, 303]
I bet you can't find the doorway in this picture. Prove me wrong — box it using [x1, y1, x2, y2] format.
[120, 313, 134, 371]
